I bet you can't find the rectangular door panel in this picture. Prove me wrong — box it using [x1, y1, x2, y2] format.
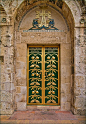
[27, 46, 59, 105]
[45, 47, 59, 105]
[27, 47, 42, 104]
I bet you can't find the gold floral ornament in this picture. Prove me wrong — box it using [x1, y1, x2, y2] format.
[47, 100, 56, 103]
[32, 73, 35, 76]
[30, 64, 34, 67]
[47, 65, 51, 68]
[48, 73, 51, 76]
[52, 65, 56, 68]
[52, 91, 55, 94]
[47, 82, 51, 85]
[32, 91, 35, 94]
[32, 56, 35, 59]
[36, 56, 39, 59]
[47, 56, 50, 59]
[36, 82, 40, 85]
[30, 82, 35, 85]
[52, 73, 55, 76]
[48, 91, 51, 94]
[31, 99, 40, 103]
[36, 91, 39, 93]
[36, 73, 39, 76]
[52, 56, 55, 59]
[52, 82, 56, 85]
[36, 65, 40, 68]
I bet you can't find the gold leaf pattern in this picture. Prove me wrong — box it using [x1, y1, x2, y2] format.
[52, 82, 56, 85]
[30, 82, 35, 85]
[36, 82, 40, 85]
[52, 65, 56, 68]
[47, 65, 51, 68]
[47, 82, 51, 85]
[36, 65, 40, 68]
[30, 64, 34, 67]
[47, 100, 51, 103]
[52, 100, 56, 103]
[31, 100, 35, 103]
[36, 100, 40, 103]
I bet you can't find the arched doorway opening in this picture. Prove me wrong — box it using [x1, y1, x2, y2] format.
[14, 0, 75, 112]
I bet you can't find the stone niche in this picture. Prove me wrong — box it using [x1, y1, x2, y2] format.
[15, 6, 71, 111]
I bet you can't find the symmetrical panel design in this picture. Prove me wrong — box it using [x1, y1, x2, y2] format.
[45, 47, 59, 105]
[27, 46, 59, 105]
[29, 9, 59, 30]
[27, 47, 42, 104]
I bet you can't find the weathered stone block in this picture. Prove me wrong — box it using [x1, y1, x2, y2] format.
[16, 86, 21, 93]
[21, 86, 26, 95]
[75, 76, 85, 88]
[61, 43, 71, 58]
[75, 96, 85, 109]
[16, 43, 26, 57]
[21, 94, 26, 102]
[75, 64, 85, 74]
[16, 61, 25, 69]
[16, 69, 21, 77]
[61, 102, 65, 111]
[73, 108, 86, 115]
[16, 57, 26, 63]
[65, 102, 70, 111]
[61, 65, 71, 77]
[21, 69, 26, 78]
[16, 78, 26, 86]
[17, 102, 26, 110]
[15, 94, 22, 102]
[1, 82, 14, 91]
[1, 91, 12, 102]
[1, 109, 14, 115]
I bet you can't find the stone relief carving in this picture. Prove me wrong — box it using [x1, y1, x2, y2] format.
[26, 0, 63, 9]
[1, 0, 12, 6]
[77, 0, 86, 24]
[16, 0, 63, 24]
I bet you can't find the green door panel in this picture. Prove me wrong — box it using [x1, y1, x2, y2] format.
[28, 47, 42, 104]
[27, 46, 59, 105]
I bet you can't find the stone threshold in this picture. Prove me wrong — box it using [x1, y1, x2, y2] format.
[26, 105, 61, 110]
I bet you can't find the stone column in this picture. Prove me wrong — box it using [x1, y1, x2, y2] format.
[73, 24, 85, 115]
[0, 23, 15, 114]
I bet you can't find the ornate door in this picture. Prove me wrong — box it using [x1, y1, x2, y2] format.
[27, 46, 59, 105]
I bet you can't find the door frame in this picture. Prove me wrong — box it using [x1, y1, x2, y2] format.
[27, 45, 60, 105]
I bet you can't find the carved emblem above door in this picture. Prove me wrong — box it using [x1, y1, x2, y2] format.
[29, 9, 59, 30]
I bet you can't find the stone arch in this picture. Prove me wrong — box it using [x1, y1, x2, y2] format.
[13, 0, 82, 30]
[0, 4, 7, 14]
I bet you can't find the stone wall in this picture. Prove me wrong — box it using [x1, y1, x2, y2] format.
[0, 0, 85, 115]
[0, 25, 15, 114]
[73, 25, 86, 115]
